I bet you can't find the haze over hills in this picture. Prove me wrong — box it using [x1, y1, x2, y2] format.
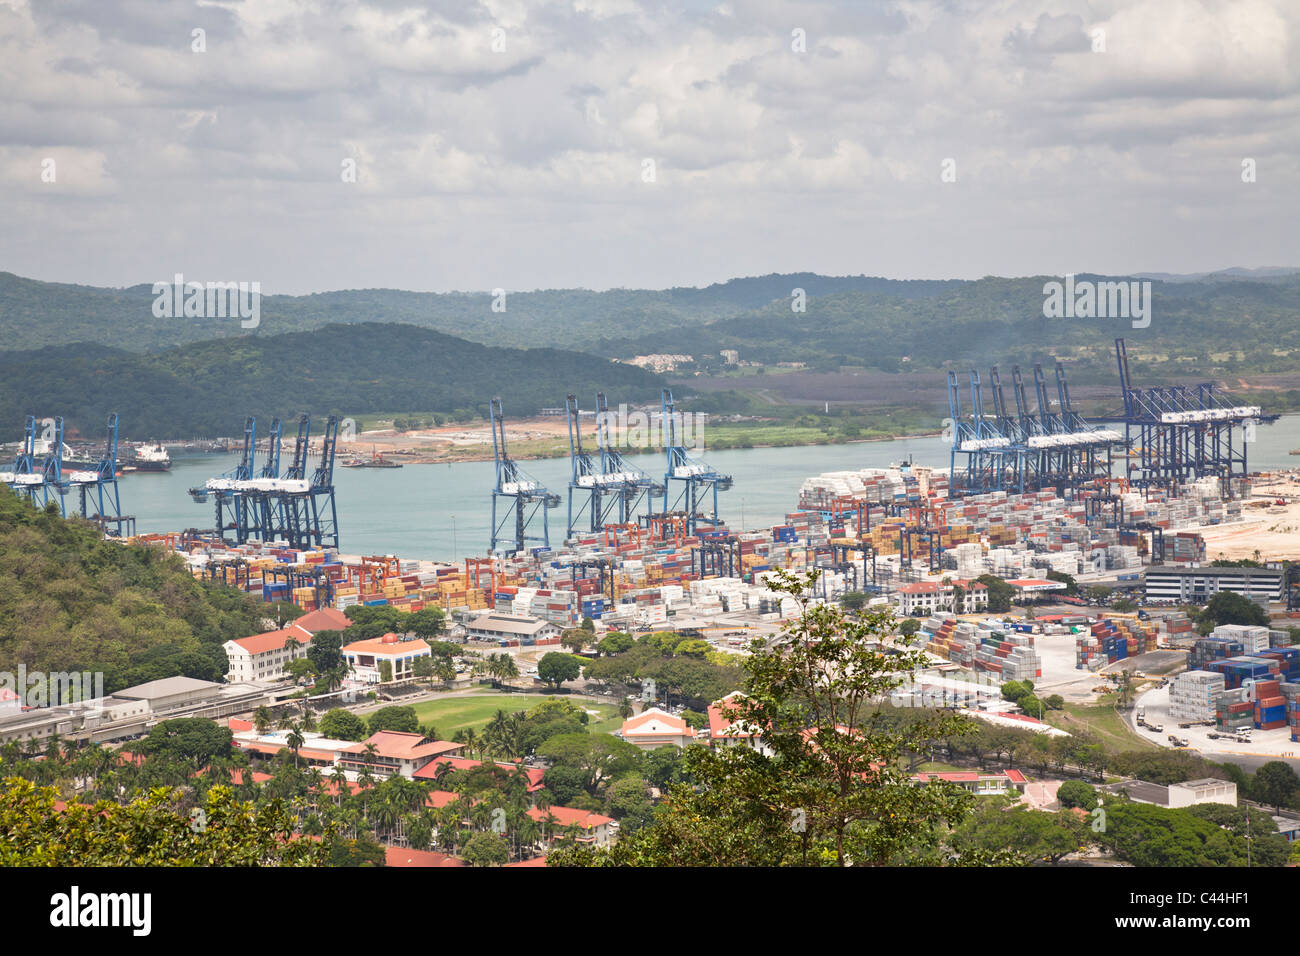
[0, 323, 664, 442]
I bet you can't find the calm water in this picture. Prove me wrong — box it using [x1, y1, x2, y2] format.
[119, 416, 1300, 562]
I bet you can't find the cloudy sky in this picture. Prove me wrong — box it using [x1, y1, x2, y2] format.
[2, 0, 1297, 294]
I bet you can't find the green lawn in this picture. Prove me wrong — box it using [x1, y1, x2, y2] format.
[409, 693, 621, 739]
[1046, 699, 1157, 755]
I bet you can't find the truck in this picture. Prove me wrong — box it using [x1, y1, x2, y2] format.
[1168, 734, 1189, 748]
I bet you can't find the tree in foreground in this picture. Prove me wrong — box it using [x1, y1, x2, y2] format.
[0, 777, 330, 866]
[551, 569, 976, 866]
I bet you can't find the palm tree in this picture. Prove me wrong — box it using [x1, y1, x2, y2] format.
[618, 696, 634, 720]
[285, 722, 305, 769]
[253, 705, 272, 734]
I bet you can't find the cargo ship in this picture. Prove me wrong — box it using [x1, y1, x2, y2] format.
[341, 447, 403, 469]
[129, 443, 172, 473]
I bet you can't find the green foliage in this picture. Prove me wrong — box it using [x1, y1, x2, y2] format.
[1099, 801, 1285, 867]
[899, 618, 921, 637]
[367, 706, 419, 735]
[326, 832, 387, 867]
[306, 630, 344, 674]
[1107, 750, 1229, 787]
[538, 733, 644, 795]
[318, 708, 368, 741]
[0, 487, 278, 692]
[597, 632, 634, 656]
[1196, 591, 1269, 630]
[0, 323, 663, 440]
[537, 652, 582, 689]
[976, 575, 1016, 613]
[943, 797, 1085, 865]
[841, 591, 867, 611]
[557, 570, 978, 867]
[1045, 570, 1078, 596]
[461, 831, 510, 867]
[1056, 780, 1098, 811]
[1252, 761, 1300, 811]
[133, 718, 233, 772]
[0, 777, 329, 866]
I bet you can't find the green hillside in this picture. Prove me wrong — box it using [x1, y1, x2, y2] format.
[0, 271, 944, 353]
[0, 322, 664, 441]
[598, 274, 1300, 383]
[0, 486, 275, 693]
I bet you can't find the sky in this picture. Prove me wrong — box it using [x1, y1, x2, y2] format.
[1, 0, 1297, 294]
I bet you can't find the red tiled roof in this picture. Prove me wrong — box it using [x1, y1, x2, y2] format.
[227, 718, 253, 732]
[342, 636, 431, 658]
[620, 707, 691, 738]
[527, 806, 614, 829]
[293, 607, 353, 635]
[383, 846, 465, 868]
[707, 691, 756, 739]
[340, 731, 462, 762]
[426, 790, 460, 809]
[230, 625, 311, 656]
[505, 856, 548, 867]
[413, 756, 544, 791]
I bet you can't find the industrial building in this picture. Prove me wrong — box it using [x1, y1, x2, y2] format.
[1144, 565, 1284, 605]
[0, 676, 284, 747]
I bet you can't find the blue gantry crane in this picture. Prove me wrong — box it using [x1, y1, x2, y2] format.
[596, 392, 662, 526]
[292, 414, 340, 550]
[67, 413, 135, 536]
[252, 417, 283, 541]
[565, 392, 662, 538]
[1099, 337, 1276, 495]
[189, 414, 340, 548]
[189, 416, 258, 543]
[490, 397, 559, 555]
[1, 416, 40, 500]
[948, 359, 1119, 497]
[658, 387, 731, 534]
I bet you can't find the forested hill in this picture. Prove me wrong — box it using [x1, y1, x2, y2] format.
[0, 322, 664, 441]
[0, 271, 961, 352]
[598, 273, 1300, 384]
[3, 270, 1297, 383]
[0, 487, 272, 693]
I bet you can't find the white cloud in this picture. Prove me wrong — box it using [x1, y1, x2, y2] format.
[0, 0, 1296, 292]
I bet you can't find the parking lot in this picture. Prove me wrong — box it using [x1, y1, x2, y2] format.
[1132, 685, 1300, 760]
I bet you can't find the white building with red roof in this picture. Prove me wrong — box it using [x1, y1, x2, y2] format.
[338, 730, 464, 778]
[618, 707, 697, 750]
[222, 607, 354, 684]
[705, 692, 773, 756]
[342, 633, 431, 684]
[527, 806, 617, 847]
[895, 579, 988, 617]
[911, 768, 1028, 796]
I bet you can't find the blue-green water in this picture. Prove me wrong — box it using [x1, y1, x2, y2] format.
[118, 416, 1300, 562]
